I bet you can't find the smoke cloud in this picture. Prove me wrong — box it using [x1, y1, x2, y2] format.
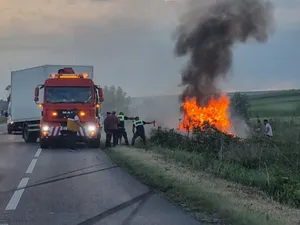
[174, 0, 274, 106]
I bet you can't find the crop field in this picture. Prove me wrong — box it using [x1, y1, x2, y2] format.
[248, 89, 300, 117]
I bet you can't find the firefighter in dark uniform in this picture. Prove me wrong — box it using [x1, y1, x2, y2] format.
[131, 116, 154, 146]
[117, 112, 133, 145]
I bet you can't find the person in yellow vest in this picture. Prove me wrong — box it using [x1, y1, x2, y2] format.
[67, 108, 84, 152]
[131, 116, 154, 146]
[117, 112, 134, 145]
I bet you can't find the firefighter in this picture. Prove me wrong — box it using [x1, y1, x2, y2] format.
[131, 116, 154, 146]
[117, 112, 133, 145]
[67, 108, 84, 152]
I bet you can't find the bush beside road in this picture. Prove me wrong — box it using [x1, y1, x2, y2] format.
[149, 126, 300, 207]
[107, 146, 299, 225]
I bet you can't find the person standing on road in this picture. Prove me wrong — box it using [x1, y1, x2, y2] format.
[131, 116, 154, 146]
[264, 119, 273, 137]
[111, 111, 120, 146]
[117, 112, 133, 145]
[67, 108, 84, 152]
[104, 111, 119, 147]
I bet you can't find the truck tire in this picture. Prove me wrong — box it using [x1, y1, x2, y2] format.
[23, 125, 38, 143]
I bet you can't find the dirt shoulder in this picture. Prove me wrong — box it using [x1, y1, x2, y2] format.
[107, 146, 300, 225]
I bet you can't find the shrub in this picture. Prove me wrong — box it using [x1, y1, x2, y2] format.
[148, 120, 300, 207]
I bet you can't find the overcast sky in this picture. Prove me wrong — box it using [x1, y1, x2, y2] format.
[0, 0, 299, 98]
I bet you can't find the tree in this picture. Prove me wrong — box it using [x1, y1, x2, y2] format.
[101, 85, 131, 115]
[230, 92, 250, 120]
[5, 85, 11, 102]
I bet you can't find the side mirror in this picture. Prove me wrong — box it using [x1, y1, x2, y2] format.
[34, 87, 39, 102]
[98, 87, 104, 103]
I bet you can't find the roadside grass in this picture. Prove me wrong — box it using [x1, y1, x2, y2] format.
[0, 116, 6, 124]
[107, 146, 299, 225]
[150, 125, 300, 206]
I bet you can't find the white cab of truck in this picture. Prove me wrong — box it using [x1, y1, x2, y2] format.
[6, 65, 94, 142]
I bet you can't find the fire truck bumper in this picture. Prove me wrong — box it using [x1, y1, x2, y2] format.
[39, 125, 101, 147]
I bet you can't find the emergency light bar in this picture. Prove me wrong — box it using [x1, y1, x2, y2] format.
[49, 73, 89, 79]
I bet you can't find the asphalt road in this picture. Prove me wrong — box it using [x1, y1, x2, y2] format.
[0, 124, 201, 225]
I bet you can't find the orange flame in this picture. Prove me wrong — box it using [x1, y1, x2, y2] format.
[179, 94, 231, 134]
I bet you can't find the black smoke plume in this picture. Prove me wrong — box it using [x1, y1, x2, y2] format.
[174, 0, 274, 106]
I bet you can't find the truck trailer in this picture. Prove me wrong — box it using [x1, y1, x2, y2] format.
[6, 65, 104, 148]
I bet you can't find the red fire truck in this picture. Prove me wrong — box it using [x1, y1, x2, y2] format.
[34, 67, 104, 148]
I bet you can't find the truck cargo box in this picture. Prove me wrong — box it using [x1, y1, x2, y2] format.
[10, 65, 93, 123]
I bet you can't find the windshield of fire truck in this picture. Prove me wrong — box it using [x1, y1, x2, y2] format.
[45, 86, 92, 104]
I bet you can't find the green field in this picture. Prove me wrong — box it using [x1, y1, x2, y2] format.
[247, 89, 300, 117]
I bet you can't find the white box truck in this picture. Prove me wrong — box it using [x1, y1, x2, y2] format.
[6, 65, 95, 144]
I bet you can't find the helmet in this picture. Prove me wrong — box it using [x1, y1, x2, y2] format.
[119, 112, 124, 115]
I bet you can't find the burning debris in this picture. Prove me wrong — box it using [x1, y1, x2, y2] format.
[175, 0, 274, 133]
[179, 94, 231, 133]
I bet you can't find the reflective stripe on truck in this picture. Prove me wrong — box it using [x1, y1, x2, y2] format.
[48, 126, 87, 136]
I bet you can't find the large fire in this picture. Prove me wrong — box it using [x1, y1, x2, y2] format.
[179, 94, 232, 134]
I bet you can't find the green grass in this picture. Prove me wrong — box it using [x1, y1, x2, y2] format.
[247, 90, 300, 117]
[247, 89, 300, 101]
[149, 125, 300, 207]
[0, 116, 6, 124]
[108, 147, 296, 225]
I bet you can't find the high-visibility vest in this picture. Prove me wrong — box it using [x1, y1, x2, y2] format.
[118, 115, 125, 121]
[134, 120, 143, 127]
[67, 116, 80, 132]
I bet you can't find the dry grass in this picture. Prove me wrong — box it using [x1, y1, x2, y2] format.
[107, 146, 300, 225]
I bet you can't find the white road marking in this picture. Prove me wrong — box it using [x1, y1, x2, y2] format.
[17, 177, 29, 189]
[4, 147, 41, 212]
[25, 159, 38, 174]
[5, 189, 25, 210]
[5, 178, 29, 211]
[34, 148, 42, 157]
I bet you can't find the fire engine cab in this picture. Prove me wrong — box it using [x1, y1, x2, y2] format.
[34, 68, 104, 148]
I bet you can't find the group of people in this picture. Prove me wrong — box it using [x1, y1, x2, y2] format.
[103, 111, 154, 148]
[65, 108, 154, 151]
[253, 119, 273, 137]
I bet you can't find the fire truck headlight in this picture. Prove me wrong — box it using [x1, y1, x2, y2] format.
[41, 125, 49, 131]
[87, 125, 96, 132]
